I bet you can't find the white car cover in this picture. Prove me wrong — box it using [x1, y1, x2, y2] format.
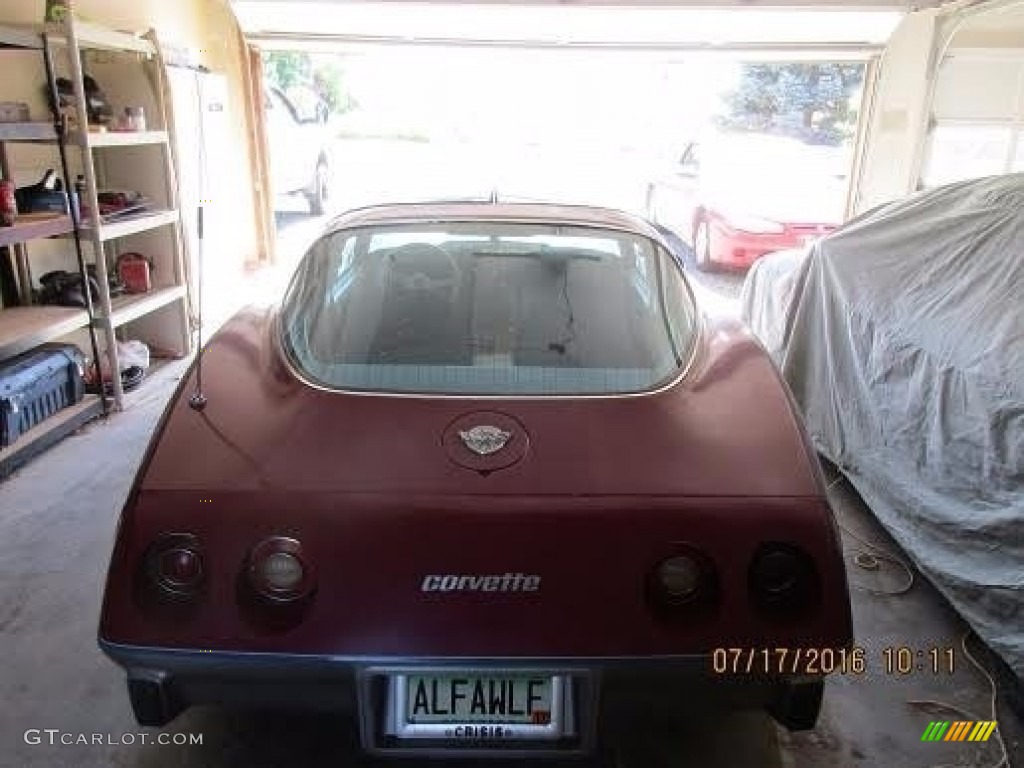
[741, 174, 1024, 676]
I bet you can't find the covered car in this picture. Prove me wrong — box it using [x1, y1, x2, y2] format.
[741, 174, 1024, 677]
[99, 202, 852, 756]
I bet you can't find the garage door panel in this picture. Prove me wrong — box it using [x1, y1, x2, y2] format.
[923, 52, 1024, 187]
[923, 124, 1014, 187]
[932, 57, 1023, 121]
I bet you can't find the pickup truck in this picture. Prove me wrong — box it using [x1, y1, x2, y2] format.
[265, 85, 333, 215]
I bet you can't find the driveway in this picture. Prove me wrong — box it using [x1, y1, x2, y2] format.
[271, 138, 746, 315]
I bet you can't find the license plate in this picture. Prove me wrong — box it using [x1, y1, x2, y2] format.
[389, 672, 566, 741]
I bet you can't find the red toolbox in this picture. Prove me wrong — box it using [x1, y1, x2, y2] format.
[116, 252, 152, 294]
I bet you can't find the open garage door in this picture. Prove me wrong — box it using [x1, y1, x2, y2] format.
[232, 2, 905, 53]
[923, 50, 1024, 186]
[915, 5, 1024, 188]
[238, 2, 904, 235]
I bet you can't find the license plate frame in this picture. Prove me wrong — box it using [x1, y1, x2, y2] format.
[386, 670, 571, 742]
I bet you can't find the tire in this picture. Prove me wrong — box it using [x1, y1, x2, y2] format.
[307, 158, 329, 216]
[770, 679, 824, 731]
[693, 218, 715, 272]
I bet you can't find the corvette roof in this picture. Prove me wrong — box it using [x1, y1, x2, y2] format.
[324, 201, 665, 240]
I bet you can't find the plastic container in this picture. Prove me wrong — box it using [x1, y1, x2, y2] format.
[0, 180, 16, 226]
[124, 106, 146, 132]
[0, 343, 85, 448]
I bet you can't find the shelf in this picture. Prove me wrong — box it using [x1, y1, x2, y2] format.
[0, 305, 91, 359]
[5, 21, 154, 55]
[99, 209, 178, 240]
[0, 24, 43, 50]
[0, 215, 74, 248]
[65, 20, 154, 54]
[0, 122, 57, 142]
[72, 209, 178, 241]
[0, 395, 103, 480]
[103, 285, 187, 328]
[0, 127, 168, 147]
[85, 130, 169, 148]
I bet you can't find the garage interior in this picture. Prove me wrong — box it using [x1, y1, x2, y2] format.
[0, 0, 1021, 766]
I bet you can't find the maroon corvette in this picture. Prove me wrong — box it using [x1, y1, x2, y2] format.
[99, 202, 852, 756]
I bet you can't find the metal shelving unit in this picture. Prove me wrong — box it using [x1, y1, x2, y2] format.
[51, 14, 191, 408]
[0, 10, 192, 481]
[0, 22, 104, 478]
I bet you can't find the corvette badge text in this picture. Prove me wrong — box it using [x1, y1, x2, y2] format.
[421, 573, 541, 592]
[24, 730, 203, 746]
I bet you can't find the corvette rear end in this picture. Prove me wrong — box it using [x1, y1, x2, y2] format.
[98, 202, 852, 756]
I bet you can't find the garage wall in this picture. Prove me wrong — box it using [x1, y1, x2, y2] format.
[0, 0, 266, 275]
[195, 0, 270, 270]
[849, 10, 939, 215]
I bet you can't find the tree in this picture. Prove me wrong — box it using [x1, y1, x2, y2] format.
[723, 64, 782, 129]
[263, 51, 311, 91]
[312, 59, 357, 115]
[721, 63, 864, 142]
[263, 52, 357, 117]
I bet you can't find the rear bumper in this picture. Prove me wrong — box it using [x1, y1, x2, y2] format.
[100, 640, 817, 756]
[709, 226, 802, 270]
[708, 220, 835, 270]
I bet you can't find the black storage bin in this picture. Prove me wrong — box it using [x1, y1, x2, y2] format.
[0, 343, 85, 448]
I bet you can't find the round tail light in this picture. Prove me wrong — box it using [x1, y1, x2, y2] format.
[749, 543, 819, 612]
[144, 533, 205, 600]
[159, 548, 202, 588]
[658, 555, 703, 602]
[247, 537, 316, 603]
[647, 547, 718, 617]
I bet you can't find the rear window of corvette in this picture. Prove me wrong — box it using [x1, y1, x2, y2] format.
[279, 221, 699, 395]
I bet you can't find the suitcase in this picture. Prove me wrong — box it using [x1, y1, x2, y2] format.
[0, 343, 85, 448]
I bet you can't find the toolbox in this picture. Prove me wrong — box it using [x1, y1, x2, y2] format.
[0, 343, 85, 448]
[116, 252, 152, 294]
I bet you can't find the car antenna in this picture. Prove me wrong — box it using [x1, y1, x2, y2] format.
[187, 77, 213, 411]
[188, 202, 207, 411]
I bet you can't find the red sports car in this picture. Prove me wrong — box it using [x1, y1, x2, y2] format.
[99, 202, 852, 756]
[646, 136, 845, 271]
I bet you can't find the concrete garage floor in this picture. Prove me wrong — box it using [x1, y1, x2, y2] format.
[1, 357, 1021, 768]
